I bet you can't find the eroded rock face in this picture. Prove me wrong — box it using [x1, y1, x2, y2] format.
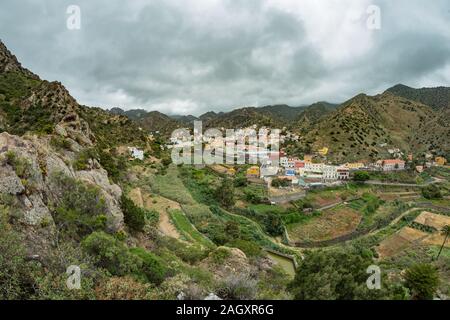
[0, 132, 124, 231]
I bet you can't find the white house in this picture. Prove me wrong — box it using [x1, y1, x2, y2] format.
[129, 147, 144, 160]
[305, 162, 324, 171]
[322, 165, 338, 180]
[382, 159, 405, 171]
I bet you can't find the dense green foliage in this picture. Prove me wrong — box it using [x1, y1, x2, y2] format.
[130, 247, 167, 285]
[215, 178, 235, 208]
[271, 178, 291, 188]
[404, 264, 439, 300]
[121, 195, 146, 232]
[421, 184, 442, 200]
[289, 246, 407, 300]
[51, 173, 108, 239]
[353, 171, 370, 181]
[81, 231, 141, 276]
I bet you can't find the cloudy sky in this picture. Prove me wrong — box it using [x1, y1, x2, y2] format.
[1, 0, 449, 115]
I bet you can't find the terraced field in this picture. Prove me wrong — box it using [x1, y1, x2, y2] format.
[286, 205, 361, 243]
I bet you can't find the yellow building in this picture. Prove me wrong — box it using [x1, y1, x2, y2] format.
[303, 155, 313, 164]
[345, 162, 365, 170]
[318, 147, 329, 156]
[435, 157, 447, 166]
[246, 166, 260, 178]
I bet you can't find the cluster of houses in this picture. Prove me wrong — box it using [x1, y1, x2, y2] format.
[245, 152, 410, 188]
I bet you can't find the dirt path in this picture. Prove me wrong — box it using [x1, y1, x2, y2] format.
[128, 187, 182, 239]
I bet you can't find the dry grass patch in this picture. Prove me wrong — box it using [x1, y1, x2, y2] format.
[414, 211, 450, 230]
[287, 206, 361, 242]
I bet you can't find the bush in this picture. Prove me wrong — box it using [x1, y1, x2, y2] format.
[210, 247, 231, 265]
[227, 239, 262, 258]
[121, 195, 146, 232]
[421, 184, 442, 200]
[271, 178, 290, 188]
[50, 136, 72, 151]
[234, 177, 248, 187]
[95, 276, 153, 300]
[73, 148, 98, 171]
[5, 151, 32, 179]
[353, 171, 370, 182]
[0, 209, 37, 299]
[215, 178, 235, 208]
[244, 189, 263, 204]
[404, 263, 439, 300]
[217, 274, 257, 300]
[51, 173, 108, 238]
[81, 231, 141, 276]
[130, 247, 167, 285]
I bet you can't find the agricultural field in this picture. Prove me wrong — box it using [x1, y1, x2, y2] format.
[286, 205, 362, 243]
[146, 165, 196, 205]
[376, 210, 450, 259]
[168, 209, 215, 248]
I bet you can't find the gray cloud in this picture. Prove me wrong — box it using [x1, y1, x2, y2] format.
[1, 0, 449, 115]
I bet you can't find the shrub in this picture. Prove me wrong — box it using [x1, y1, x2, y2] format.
[271, 178, 290, 188]
[5, 151, 32, 179]
[404, 264, 439, 300]
[51, 173, 108, 238]
[421, 184, 442, 200]
[81, 231, 141, 276]
[244, 189, 263, 204]
[120, 195, 146, 232]
[50, 136, 72, 151]
[217, 274, 257, 300]
[215, 178, 235, 208]
[227, 239, 262, 258]
[0, 209, 37, 299]
[210, 247, 231, 265]
[353, 171, 370, 182]
[95, 276, 153, 300]
[130, 247, 167, 285]
[234, 177, 248, 187]
[73, 148, 98, 171]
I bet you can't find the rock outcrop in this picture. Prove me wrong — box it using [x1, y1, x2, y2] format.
[0, 132, 124, 230]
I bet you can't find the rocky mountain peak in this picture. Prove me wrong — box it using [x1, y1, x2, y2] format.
[0, 39, 39, 79]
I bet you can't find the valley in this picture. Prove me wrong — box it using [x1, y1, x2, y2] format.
[0, 38, 449, 301]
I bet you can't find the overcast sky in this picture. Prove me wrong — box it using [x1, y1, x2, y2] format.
[1, 0, 449, 115]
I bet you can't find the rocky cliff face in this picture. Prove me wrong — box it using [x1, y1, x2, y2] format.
[0, 39, 126, 254]
[0, 132, 124, 230]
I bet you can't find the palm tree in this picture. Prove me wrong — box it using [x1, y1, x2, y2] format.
[436, 225, 450, 260]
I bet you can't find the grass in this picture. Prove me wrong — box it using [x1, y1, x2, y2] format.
[147, 165, 195, 205]
[168, 209, 215, 248]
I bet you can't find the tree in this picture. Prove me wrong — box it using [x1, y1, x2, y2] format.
[353, 171, 370, 182]
[120, 195, 146, 232]
[421, 184, 442, 200]
[288, 246, 403, 300]
[436, 225, 450, 260]
[264, 214, 284, 236]
[224, 221, 240, 240]
[215, 178, 235, 208]
[404, 263, 439, 300]
[271, 178, 290, 188]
